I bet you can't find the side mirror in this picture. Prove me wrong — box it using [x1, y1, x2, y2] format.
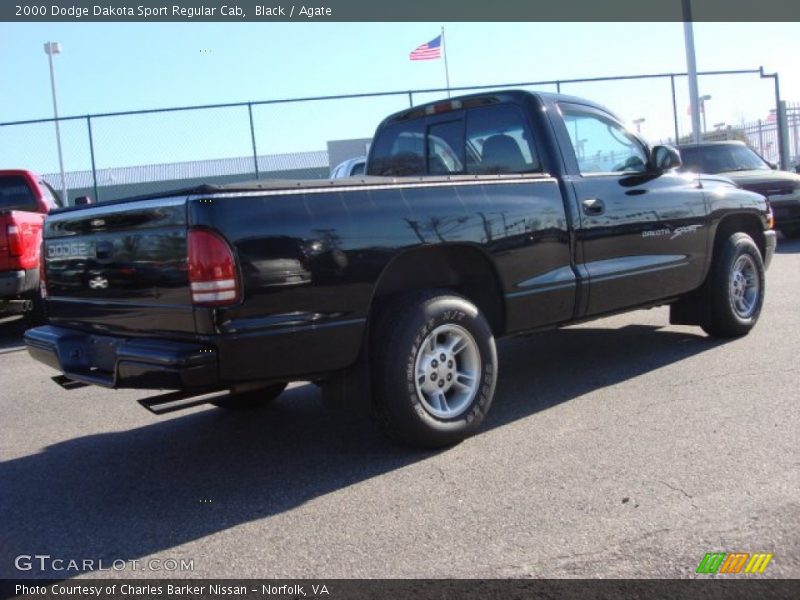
[74, 196, 93, 206]
[651, 145, 682, 171]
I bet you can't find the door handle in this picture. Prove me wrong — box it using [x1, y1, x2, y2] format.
[582, 198, 605, 215]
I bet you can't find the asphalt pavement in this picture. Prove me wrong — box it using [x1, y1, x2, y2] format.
[1, 239, 798, 579]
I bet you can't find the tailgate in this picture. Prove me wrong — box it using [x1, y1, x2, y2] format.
[43, 197, 196, 335]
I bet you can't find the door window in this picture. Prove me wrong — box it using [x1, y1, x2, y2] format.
[561, 106, 647, 175]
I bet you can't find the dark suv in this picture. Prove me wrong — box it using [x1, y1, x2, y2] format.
[677, 141, 800, 238]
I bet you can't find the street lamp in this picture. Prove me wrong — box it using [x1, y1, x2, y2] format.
[699, 94, 712, 136]
[44, 41, 68, 206]
[633, 117, 646, 134]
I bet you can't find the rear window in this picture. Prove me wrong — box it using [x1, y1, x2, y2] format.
[368, 120, 426, 176]
[0, 175, 37, 211]
[465, 105, 540, 174]
[367, 103, 541, 177]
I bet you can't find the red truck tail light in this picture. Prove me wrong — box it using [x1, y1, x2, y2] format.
[7, 224, 22, 256]
[187, 228, 239, 306]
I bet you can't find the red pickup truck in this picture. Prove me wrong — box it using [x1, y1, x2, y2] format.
[0, 169, 63, 323]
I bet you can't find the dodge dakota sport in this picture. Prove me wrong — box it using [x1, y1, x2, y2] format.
[25, 91, 776, 447]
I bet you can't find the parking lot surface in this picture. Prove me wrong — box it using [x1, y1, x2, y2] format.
[1, 239, 798, 579]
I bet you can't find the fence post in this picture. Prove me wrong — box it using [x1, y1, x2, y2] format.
[556, 81, 561, 94]
[87, 115, 99, 203]
[408, 91, 414, 107]
[758, 119, 764, 155]
[247, 103, 259, 179]
[761, 68, 788, 169]
[670, 74, 679, 144]
[778, 99, 791, 170]
[792, 104, 799, 165]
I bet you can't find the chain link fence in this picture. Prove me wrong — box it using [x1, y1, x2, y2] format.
[0, 67, 790, 204]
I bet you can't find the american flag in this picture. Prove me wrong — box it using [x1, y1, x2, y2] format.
[409, 35, 442, 61]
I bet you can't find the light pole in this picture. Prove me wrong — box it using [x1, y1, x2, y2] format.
[44, 41, 68, 206]
[633, 118, 646, 134]
[682, 0, 702, 144]
[699, 94, 712, 137]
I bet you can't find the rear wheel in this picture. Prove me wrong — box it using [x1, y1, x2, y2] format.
[372, 290, 497, 448]
[212, 382, 287, 410]
[701, 232, 765, 338]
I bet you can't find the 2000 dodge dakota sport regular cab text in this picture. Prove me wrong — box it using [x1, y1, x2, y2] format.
[25, 91, 776, 447]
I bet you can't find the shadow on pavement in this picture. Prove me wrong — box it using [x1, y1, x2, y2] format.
[0, 315, 27, 353]
[0, 323, 725, 578]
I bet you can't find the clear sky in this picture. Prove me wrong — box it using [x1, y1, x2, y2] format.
[1, 21, 799, 174]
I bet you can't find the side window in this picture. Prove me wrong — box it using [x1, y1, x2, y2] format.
[427, 120, 464, 175]
[40, 181, 63, 208]
[560, 105, 647, 174]
[466, 105, 541, 174]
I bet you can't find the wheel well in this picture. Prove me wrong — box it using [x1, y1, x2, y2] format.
[713, 214, 766, 259]
[369, 245, 505, 335]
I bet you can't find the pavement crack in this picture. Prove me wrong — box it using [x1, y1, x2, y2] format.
[657, 480, 698, 509]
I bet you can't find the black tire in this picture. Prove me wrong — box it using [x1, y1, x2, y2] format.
[372, 289, 498, 448]
[212, 382, 287, 410]
[701, 232, 765, 338]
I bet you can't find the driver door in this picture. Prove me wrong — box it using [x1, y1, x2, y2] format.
[557, 102, 709, 317]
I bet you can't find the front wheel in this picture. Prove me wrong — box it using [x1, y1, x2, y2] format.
[372, 290, 498, 448]
[701, 232, 765, 338]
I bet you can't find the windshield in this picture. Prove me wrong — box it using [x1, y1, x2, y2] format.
[680, 144, 770, 174]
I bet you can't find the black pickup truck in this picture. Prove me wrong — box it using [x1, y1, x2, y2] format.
[25, 91, 776, 447]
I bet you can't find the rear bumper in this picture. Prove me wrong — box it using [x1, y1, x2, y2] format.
[24, 325, 219, 390]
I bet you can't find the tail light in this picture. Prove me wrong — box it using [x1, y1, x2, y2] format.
[187, 228, 239, 306]
[7, 224, 22, 256]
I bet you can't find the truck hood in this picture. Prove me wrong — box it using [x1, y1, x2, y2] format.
[713, 170, 800, 199]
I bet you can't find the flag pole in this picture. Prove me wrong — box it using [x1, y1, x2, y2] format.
[441, 26, 451, 98]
